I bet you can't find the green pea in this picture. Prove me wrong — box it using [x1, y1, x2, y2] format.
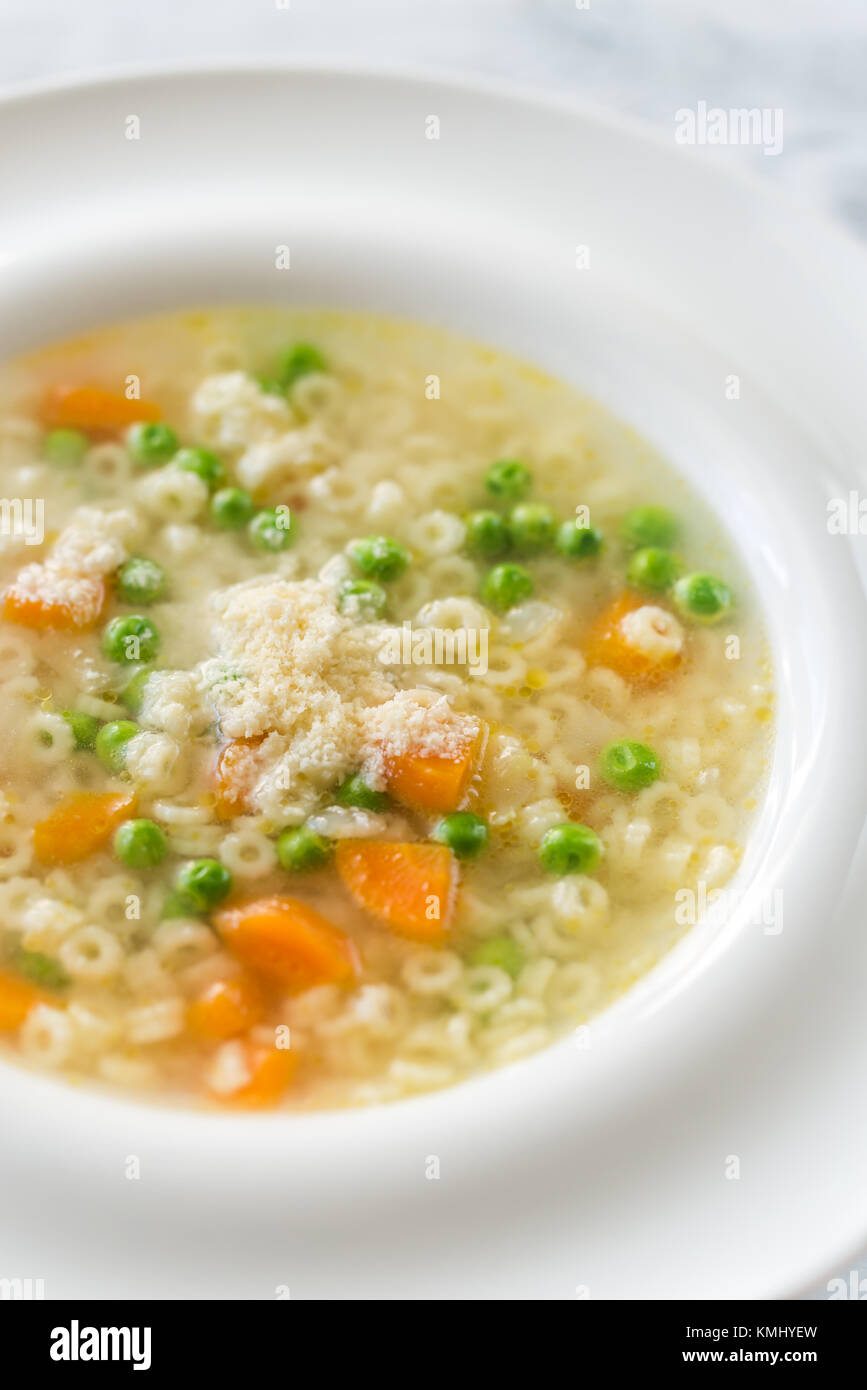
[114, 818, 168, 869]
[211, 486, 255, 529]
[599, 739, 660, 793]
[249, 506, 295, 552]
[464, 509, 511, 559]
[160, 889, 191, 920]
[61, 709, 100, 750]
[672, 572, 733, 623]
[485, 458, 532, 501]
[348, 535, 410, 582]
[480, 562, 534, 611]
[539, 822, 604, 875]
[276, 824, 333, 873]
[256, 375, 286, 396]
[9, 947, 69, 990]
[508, 503, 556, 554]
[174, 446, 225, 489]
[556, 519, 604, 560]
[174, 858, 233, 913]
[620, 505, 679, 550]
[102, 614, 161, 664]
[336, 774, 390, 812]
[627, 547, 681, 591]
[95, 720, 139, 774]
[116, 556, 167, 606]
[432, 812, 489, 859]
[337, 579, 387, 620]
[43, 428, 88, 466]
[467, 936, 525, 979]
[120, 669, 152, 714]
[277, 343, 329, 389]
[127, 422, 179, 467]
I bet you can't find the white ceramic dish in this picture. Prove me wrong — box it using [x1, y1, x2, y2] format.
[0, 64, 866, 1300]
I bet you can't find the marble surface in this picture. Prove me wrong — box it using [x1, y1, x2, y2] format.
[0, 0, 864, 1301]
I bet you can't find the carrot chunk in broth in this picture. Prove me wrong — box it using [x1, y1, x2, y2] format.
[43, 385, 161, 432]
[187, 974, 266, 1041]
[3, 574, 106, 631]
[33, 791, 137, 865]
[214, 738, 263, 820]
[584, 592, 683, 687]
[384, 726, 484, 813]
[0, 971, 41, 1030]
[335, 840, 458, 942]
[210, 1039, 298, 1109]
[214, 895, 360, 993]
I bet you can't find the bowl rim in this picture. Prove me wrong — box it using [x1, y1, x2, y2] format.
[2, 51, 867, 262]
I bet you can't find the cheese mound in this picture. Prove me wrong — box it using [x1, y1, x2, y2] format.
[202, 578, 479, 822]
[207, 578, 393, 741]
[203, 578, 389, 818]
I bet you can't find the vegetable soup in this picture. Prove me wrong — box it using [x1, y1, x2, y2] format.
[0, 309, 772, 1109]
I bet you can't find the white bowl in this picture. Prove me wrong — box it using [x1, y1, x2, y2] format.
[1, 64, 866, 1300]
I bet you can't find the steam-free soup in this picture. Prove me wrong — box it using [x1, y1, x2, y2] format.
[0, 309, 772, 1109]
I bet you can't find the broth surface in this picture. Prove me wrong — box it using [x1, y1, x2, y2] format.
[0, 308, 772, 1108]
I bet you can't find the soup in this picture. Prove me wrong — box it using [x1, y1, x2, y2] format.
[0, 309, 772, 1109]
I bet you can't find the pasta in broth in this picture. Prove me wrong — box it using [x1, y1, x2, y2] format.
[0, 308, 772, 1109]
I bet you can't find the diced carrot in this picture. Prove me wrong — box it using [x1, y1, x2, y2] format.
[0, 970, 41, 1030]
[33, 791, 137, 865]
[214, 895, 360, 993]
[335, 840, 458, 942]
[384, 724, 485, 812]
[2, 574, 106, 631]
[211, 1040, 298, 1109]
[42, 385, 161, 432]
[214, 738, 262, 820]
[187, 974, 266, 1041]
[584, 592, 682, 687]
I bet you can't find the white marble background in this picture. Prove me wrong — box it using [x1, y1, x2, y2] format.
[0, 0, 864, 1301]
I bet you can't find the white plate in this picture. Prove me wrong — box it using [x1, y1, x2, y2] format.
[1, 64, 866, 1301]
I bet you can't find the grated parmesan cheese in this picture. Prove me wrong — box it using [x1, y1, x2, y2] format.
[199, 578, 479, 817]
[361, 688, 480, 788]
[7, 563, 105, 625]
[5, 505, 143, 627]
[206, 578, 393, 740]
[200, 578, 392, 813]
